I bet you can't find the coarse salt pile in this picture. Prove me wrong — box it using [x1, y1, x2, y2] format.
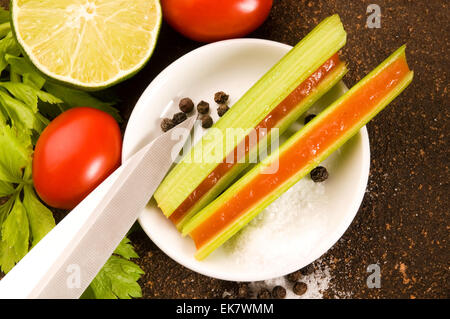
[223, 176, 329, 270]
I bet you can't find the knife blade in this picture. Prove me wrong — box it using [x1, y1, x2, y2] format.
[0, 114, 197, 299]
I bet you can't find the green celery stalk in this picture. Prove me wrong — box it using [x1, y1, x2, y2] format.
[183, 46, 414, 260]
[174, 62, 348, 229]
[155, 14, 347, 218]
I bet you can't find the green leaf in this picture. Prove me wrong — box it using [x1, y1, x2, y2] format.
[81, 276, 115, 299]
[33, 112, 50, 134]
[0, 22, 10, 39]
[35, 101, 64, 120]
[0, 89, 36, 131]
[0, 34, 21, 74]
[81, 255, 144, 299]
[22, 185, 55, 247]
[5, 55, 35, 76]
[0, 82, 38, 112]
[22, 73, 46, 90]
[0, 196, 13, 227]
[0, 125, 32, 183]
[0, 180, 14, 197]
[35, 89, 64, 105]
[114, 237, 139, 260]
[81, 237, 143, 299]
[44, 82, 122, 122]
[0, 8, 9, 24]
[4, 55, 45, 89]
[0, 197, 29, 273]
[0, 82, 63, 113]
[0, 104, 6, 124]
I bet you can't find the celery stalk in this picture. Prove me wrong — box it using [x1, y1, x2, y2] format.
[184, 46, 413, 260]
[155, 15, 347, 218]
[174, 62, 348, 229]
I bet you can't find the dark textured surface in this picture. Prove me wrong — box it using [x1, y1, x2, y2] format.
[123, 0, 449, 299]
[2, 0, 448, 299]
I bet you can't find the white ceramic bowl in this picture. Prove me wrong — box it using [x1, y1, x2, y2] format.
[122, 39, 370, 282]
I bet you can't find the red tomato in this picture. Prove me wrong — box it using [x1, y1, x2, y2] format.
[161, 0, 273, 42]
[33, 107, 122, 209]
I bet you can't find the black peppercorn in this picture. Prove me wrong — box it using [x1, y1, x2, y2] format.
[257, 288, 271, 299]
[286, 270, 302, 283]
[293, 282, 308, 296]
[200, 115, 213, 128]
[214, 91, 229, 104]
[161, 118, 175, 132]
[217, 104, 229, 117]
[179, 97, 194, 113]
[310, 166, 329, 183]
[172, 112, 187, 125]
[304, 114, 316, 125]
[272, 286, 286, 299]
[197, 100, 210, 114]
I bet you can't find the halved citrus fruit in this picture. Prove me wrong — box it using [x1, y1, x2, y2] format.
[11, 0, 162, 90]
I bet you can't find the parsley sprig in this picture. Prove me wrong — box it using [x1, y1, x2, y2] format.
[0, 8, 144, 299]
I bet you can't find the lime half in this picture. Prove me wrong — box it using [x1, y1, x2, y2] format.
[11, 0, 162, 90]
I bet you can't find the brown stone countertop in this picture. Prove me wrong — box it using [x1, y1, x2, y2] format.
[1, 0, 448, 299]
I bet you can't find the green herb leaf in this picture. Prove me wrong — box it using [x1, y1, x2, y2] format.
[81, 238, 144, 299]
[5, 55, 45, 89]
[0, 89, 36, 131]
[0, 82, 63, 113]
[22, 73, 46, 90]
[44, 82, 122, 122]
[112, 237, 139, 260]
[0, 34, 21, 74]
[0, 196, 13, 228]
[33, 112, 50, 134]
[0, 125, 32, 183]
[0, 197, 29, 273]
[4, 55, 36, 75]
[35, 89, 64, 105]
[0, 7, 10, 24]
[0, 105, 6, 124]
[0, 180, 14, 197]
[22, 185, 55, 247]
[0, 22, 10, 39]
[0, 82, 38, 112]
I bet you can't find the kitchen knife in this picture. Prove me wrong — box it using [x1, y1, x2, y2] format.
[0, 114, 197, 299]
